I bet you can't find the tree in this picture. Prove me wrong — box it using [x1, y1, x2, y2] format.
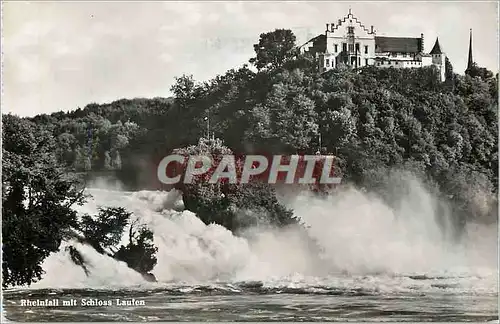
[79, 207, 130, 254]
[445, 57, 453, 80]
[74, 146, 92, 171]
[112, 150, 122, 170]
[170, 74, 197, 108]
[2, 115, 86, 288]
[113, 222, 158, 274]
[56, 132, 77, 167]
[249, 29, 298, 71]
[444, 57, 454, 90]
[466, 62, 494, 80]
[104, 151, 112, 170]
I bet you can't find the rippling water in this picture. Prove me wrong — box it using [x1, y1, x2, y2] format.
[3, 181, 498, 322]
[3, 279, 498, 322]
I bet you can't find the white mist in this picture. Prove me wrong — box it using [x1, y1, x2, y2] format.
[23, 174, 497, 295]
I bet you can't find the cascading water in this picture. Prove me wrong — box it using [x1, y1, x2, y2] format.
[23, 174, 498, 291]
[3, 175, 498, 321]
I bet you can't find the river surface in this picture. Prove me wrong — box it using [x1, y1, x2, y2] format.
[3, 278, 498, 322]
[2, 184, 498, 321]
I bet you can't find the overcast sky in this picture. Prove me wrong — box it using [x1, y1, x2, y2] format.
[2, 1, 498, 117]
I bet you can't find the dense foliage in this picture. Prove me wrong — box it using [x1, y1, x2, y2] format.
[2, 115, 158, 287]
[171, 137, 303, 232]
[2, 115, 85, 288]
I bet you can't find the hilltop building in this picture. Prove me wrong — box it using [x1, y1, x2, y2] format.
[300, 9, 446, 82]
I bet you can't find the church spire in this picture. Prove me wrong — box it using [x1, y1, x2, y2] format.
[467, 28, 474, 70]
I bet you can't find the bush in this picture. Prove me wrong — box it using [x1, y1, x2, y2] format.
[113, 222, 158, 274]
[75, 207, 158, 278]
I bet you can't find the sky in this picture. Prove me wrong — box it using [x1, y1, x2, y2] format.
[2, 1, 499, 117]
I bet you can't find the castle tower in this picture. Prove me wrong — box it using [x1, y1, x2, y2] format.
[467, 28, 474, 72]
[429, 37, 446, 82]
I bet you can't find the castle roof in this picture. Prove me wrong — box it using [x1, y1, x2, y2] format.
[429, 38, 443, 54]
[300, 34, 326, 54]
[375, 36, 423, 54]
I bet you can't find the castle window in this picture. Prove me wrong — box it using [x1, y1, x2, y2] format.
[342, 43, 347, 52]
[355, 43, 360, 52]
[348, 26, 354, 33]
[334, 44, 338, 52]
[402, 53, 407, 58]
[365, 58, 368, 65]
[348, 44, 354, 52]
[364, 45, 368, 54]
[326, 59, 330, 67]
[358, 57, 361, 65]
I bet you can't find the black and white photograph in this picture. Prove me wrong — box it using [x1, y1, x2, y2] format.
[1, 1, 499, 322]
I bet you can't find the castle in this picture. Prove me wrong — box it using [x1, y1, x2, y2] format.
[300, 9, 448, 82]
